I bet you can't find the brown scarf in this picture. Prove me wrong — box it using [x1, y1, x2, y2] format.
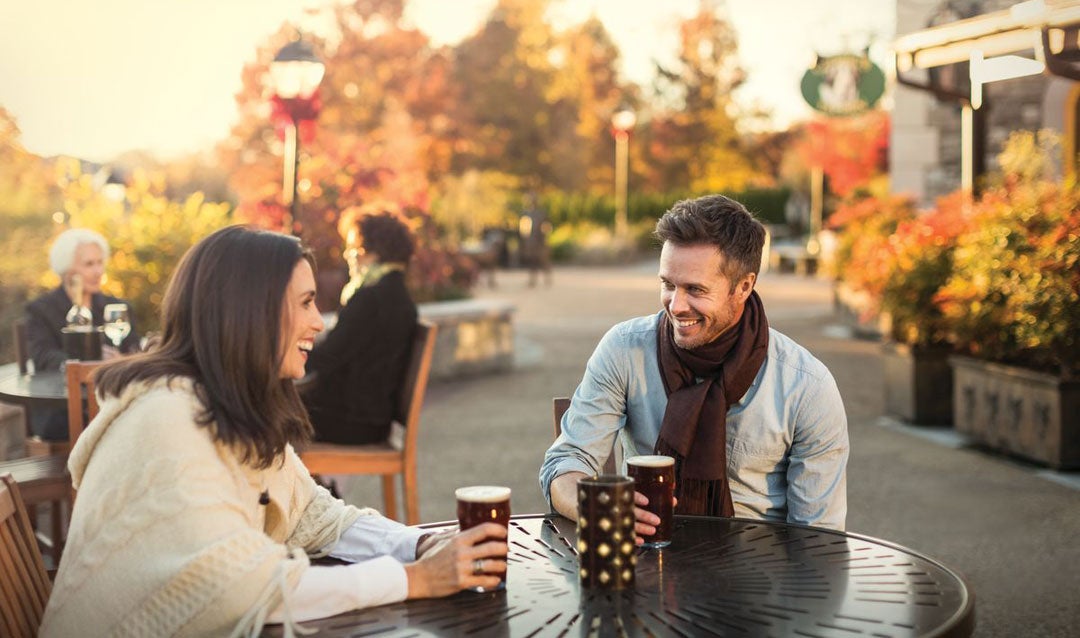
[655, 290, 769, 516]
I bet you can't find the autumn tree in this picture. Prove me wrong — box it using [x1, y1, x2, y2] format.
[644, 0, 760, 193]
[553, 16, 632, 193]
[452, 0, 575, 190]
[57, 159, 232, 333]
[0, 108, 60, 358]
[220, 0, 473, 305]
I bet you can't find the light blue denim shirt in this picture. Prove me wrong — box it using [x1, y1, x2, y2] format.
[540, 311, 849, 530]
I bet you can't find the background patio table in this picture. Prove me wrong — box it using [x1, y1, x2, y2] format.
[266, 513, 974, 637]
[0, 363, 67, 412]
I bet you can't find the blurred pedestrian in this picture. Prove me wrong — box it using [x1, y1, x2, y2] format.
[518, 193, 552, 287]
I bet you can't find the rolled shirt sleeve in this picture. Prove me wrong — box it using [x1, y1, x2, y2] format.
[328, 514, 427, 564]
[539, 323, 632, 505]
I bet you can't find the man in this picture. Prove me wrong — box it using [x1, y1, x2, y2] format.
[539, 195, 848, 537]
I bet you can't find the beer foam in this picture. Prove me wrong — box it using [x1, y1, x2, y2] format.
[455, 485, 511, 502]
[626, 455, 674, 468]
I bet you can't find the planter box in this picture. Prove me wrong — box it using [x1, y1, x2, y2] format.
[883, 343, 953, 425]
[832, 282, 887, 340]
[950, 355, 1080, 470]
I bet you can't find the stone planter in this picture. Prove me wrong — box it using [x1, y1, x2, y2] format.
[832, 281, 888, 340]
[418, 299, 515, 380]
[883, 343, 953, 425]
[950, 355, 1080, 470]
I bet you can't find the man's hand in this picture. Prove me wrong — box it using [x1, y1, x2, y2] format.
[632, 491, 678, 546]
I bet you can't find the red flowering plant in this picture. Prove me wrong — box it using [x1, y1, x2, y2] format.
[932, 131, 1080, 376]
[878, 191, 974, 347]
[826, 193, 918, 318]
[934, 162, 1080, 376]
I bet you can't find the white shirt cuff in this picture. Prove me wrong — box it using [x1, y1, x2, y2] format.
[268, 557, 408, 623]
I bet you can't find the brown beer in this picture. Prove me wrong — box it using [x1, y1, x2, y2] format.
[626, 455, 674, 548]
[455, 485, 511, 591]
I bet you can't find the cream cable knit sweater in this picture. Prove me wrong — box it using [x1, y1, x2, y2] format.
[40, 377, 367, 637]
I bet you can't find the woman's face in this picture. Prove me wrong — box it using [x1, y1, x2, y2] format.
[279, 259, 324, 380]
[69, 242, 106, 294]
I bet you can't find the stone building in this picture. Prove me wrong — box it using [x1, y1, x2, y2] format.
[892, 0, 1080, 204]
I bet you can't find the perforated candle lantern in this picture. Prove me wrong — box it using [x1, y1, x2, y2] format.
[576, 475, 636, 590]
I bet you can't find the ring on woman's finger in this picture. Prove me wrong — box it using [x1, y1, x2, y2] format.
[472, 559, 485, 575]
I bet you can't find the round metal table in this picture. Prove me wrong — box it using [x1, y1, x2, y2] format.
[0, 363, 67, 410]
[272, 514, 974, 637]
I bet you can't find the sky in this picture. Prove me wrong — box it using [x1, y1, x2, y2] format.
[0, 0, 895, 163]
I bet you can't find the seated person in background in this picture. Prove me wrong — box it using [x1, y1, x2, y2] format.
[24, 228, 140, 440]
[540, 195, 849, 536]
[41, 226, 507, 636]
[25, 227, 141, 371]
[303, 210, 418, 445]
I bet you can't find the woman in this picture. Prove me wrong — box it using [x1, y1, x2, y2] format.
[24, 228, 141, 441]
[41, 226, 507, 636]
[26, 227, 141, 372]
[304, 210, 417, 445]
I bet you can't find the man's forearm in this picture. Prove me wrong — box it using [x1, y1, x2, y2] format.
[550, 471, 589, 520]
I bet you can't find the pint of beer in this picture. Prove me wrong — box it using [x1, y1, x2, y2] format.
[455, 485, 511, 591]
[626, 455, 675, 548]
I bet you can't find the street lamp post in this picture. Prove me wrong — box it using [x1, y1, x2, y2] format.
[270, 39, 325, 236]
[610, 108, 636, 242]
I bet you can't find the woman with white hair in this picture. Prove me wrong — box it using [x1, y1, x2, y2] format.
[24, 228, 140, 437]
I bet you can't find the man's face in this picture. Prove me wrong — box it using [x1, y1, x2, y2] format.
[658, 242, 755, 350]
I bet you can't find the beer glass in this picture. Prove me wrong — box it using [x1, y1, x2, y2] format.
[626, 455, 675, 548]
[455, 485, 511, 592]
[576, 474, 636, 589]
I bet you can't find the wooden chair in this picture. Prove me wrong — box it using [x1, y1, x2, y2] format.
[300, 321, 437, 525]
[62, 361, 101, 457]
[552, 396, 617, 474]
[0, 474, 53, 637]
[0, 360, 102, 566]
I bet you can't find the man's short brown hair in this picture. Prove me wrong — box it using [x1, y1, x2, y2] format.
[654, 194, 766, 282]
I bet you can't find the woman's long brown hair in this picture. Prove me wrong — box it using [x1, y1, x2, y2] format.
[95, 225, 315, 469]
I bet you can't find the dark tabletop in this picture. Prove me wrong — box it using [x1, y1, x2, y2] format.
[268, 514, 974, 637]
[0, 363, 66, 409]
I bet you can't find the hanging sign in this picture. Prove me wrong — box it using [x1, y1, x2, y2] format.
[801, 53, 885, 116]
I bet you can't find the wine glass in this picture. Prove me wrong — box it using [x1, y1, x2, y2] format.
[103, 303, 131, 348]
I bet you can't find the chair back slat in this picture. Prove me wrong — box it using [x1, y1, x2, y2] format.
[399, 321, 438, 459]
[553, 397, 570, 439]
[65, 361, 103, 450]
[0, 474, 53, 637]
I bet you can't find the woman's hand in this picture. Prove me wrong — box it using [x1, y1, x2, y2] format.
[403, 523, 508, 599]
